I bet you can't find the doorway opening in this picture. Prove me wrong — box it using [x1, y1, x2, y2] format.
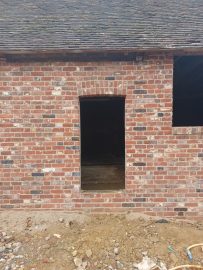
[80, 96, 125, 190]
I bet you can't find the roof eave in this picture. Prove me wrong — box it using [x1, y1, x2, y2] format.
[0, 47, 203, 62]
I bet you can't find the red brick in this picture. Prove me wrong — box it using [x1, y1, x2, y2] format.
[0, 53, 202, 219]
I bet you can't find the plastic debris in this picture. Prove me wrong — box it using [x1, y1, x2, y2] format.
[186, 249, 193, 261]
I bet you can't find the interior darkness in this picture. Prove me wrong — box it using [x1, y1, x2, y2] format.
[80, 96, 125, 190]
[173, 55, 203, 126]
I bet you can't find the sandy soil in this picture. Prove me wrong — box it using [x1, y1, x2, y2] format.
[0, 212, 203, 270]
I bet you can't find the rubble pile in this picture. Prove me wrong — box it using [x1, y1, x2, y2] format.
[0, 232, 24, 270]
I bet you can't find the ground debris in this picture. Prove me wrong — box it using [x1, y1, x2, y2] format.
[133, 256, 167, 270]
[0, 213, 202, 270]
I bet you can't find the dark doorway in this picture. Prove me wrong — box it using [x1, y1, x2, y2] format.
[80, 96, 125, 190]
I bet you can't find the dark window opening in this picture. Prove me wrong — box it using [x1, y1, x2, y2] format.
[80, 96, 125, 190]
[173, 55, 203, 127]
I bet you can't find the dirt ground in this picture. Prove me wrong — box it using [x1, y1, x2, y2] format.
[0, 212, 203, 270]
[81, 165, 125, 190]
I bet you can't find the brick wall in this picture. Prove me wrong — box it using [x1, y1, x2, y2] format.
[0, 53, 203, 219]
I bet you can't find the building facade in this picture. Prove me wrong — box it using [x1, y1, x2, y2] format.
[0, 0, 203, 219]
[0, 52, 202, 219]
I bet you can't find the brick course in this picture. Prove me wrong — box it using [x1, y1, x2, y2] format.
[0, 53, 203, 219]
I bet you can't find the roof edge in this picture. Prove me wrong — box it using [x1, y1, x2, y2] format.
[1, 47, 203, 55]
[1, 47, 203, 62]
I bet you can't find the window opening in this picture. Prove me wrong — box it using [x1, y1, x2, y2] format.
[173, 55, 203, 126]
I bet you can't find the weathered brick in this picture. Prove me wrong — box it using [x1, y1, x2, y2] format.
[72, 137, 79, 141]
[122, 203, 135, 208]
[42, 123, 55, 127]
[133, 127, 146, 131]
[105, 76, 115, 80]
[1, 159, 14, 165]
[157, 167, 164, 170]
[1, 205, 14, 209]
[133, 162, 146, 166]
[134, 80, 147, 84]
[30, 190, 43, 194]
[57, 142, 64, 146]
[133, 90, 147, 94]
[133, 198, 146, 202]
[1, 160, 13, 165]
[74, 123, 80, 128]
[84, 67, 95, 71]
[66, 146, 80, 150]
[174, 208, 188, 212]
[72, 172, 80, 177]
[32, 173, 44, 177]
[134, 109, 146, 113]
[42, 114, 55, 118]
